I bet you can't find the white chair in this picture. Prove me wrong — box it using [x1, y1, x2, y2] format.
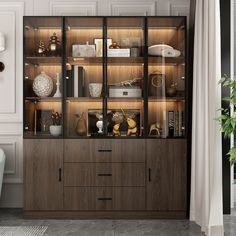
[0, 148, 6, 198]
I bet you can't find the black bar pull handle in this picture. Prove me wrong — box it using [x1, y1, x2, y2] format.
[59, 168, 62, 182]
[148, 168, 151, 182]
[97, 173, 112, 177]
[97, 197, 112, 201]
[98, 149, 112, 152]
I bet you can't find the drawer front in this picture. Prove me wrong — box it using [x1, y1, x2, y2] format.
[64, 139, 112, 162]
[64, 139, 145, 163]
[64, 163, 145, 187]
[64, 187, 145, 210]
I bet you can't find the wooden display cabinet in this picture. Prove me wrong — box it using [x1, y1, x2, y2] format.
[23, 16, 189, 219]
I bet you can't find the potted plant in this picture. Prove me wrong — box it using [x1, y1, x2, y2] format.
[49, 112, 62, 137]
[217, 75, 236, 164]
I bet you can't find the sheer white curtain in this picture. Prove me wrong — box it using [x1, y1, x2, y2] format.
[190, 0, 224, 235]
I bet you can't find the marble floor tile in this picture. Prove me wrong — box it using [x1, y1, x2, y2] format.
[0, 209, 207, 236]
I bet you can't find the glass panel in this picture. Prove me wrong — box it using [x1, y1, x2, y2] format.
[107, 17, 144, 137]
[24, 17, 63, 138]
[65, 17, 104, 137]
[147, 17, 186, 138]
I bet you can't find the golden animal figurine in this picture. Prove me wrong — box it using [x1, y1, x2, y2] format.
[112, 112, 123, 136]
[121, 109, 138, 136]
[113, 123, 121, 136]
[149, 122, 161, 136]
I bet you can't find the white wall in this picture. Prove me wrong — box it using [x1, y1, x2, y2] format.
[0, 0, 190, 207]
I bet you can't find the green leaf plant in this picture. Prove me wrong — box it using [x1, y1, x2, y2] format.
[216, 75, 236, 165]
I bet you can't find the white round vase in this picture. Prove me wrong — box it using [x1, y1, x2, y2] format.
[33, 72, 53, 98]
[49, 125, 62, 136]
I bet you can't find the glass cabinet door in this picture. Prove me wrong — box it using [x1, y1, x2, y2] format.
[24, 17, 63, 138]
[65, 17, 104, 138]
[147, 17, 186, 138]
[106, 17, 145, 137]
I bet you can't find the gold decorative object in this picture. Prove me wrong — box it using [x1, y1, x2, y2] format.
[51, 112, 62, 125]
[149, 122, 162, 136]
[109, 41, 121, 49]
[166, 82, 178, 97]
[37, 40, 46, 55]
[112, 112, 124, 136]
[49, 32, 60, 52]
[121, 109, 138, 136]
[111, 78, 143, 87]
[75, 113, 87, 136]
[148, 71, 165, 96]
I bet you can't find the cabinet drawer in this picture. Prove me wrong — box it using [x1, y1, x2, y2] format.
[64, 187, 145, 210]
[64, 139, 145, 163]
[64, 139, 112, 162]
[64, 163, 145, 187]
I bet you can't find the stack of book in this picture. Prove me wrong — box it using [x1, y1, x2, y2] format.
[167, 110, 185, 137]
[66, 65, 85, 97]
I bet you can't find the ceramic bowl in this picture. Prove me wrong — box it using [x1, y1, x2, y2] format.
[49, 125, 62, 136]
[89, 83, 102, 97]
[148, 44, 173, 56]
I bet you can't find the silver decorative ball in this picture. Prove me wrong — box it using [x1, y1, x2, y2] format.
[33, 72, 53, 98]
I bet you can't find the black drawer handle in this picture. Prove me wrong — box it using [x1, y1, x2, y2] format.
[148, 168, 151, 182]
[97, 173, 112, 177]
[59, 168, 62, 182]
[98, 149, 112, 152]
[97, 197, 112, 201]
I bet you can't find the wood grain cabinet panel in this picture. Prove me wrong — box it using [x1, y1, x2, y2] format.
[111, 139, 145, 162]
[64, 139, 112, 162]
[64, 187, 146, 210]
[24, 139, 63, 211]
[64, 163, 145, 187]
[146, 139, 187, 211]
[64, 139, 145, 163]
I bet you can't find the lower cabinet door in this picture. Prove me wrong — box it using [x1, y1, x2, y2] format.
[24, 139, 63, 211]
[64, 187, 145, 210]
[146, 139, 187, 211]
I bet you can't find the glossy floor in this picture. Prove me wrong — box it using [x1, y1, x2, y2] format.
[0, 209, 205, 236]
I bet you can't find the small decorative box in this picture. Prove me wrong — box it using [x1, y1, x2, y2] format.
[108, 49, 130, 57]
[109, 86, 142, 98]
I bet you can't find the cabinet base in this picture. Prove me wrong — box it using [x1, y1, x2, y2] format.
[24, 211, 187, 219]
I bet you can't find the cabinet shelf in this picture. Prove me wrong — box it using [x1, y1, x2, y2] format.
[25, 97, 61, 102]
[108, 97, 144, 102]
[148, 56, 185, 65]
[25, 56, 62, 65]
[148, 97, 185, 102]
[24, 132, 63, 139]
[68, 57, 144, 65]
[67, 97, 102, 102]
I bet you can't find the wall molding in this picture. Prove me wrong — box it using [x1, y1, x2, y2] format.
[50, 1, 99, 15]
[109, 1, 156, 16]
[0, 134, 23, 184]
[169, 2, 190, 16]
[0, 2, 24, 123]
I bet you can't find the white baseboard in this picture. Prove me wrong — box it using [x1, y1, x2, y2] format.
[0, 183, 23, 208]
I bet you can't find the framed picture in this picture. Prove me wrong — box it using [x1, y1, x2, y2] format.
[94, 38, 112, 57]
[72, 44, 96, 57]
[87, 109, 141, 136]
[34, 109, 53, 135]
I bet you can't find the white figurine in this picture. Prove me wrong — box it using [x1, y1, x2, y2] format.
[53, 73, 62, 98]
